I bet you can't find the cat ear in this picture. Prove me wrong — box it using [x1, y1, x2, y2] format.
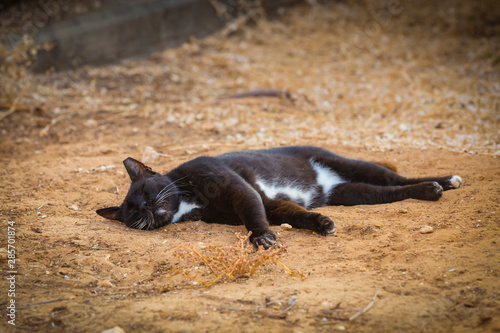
[96, 206, 124, 222]
[123, 157, 156, 181]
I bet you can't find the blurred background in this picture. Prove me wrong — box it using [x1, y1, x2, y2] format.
[0, 0, 498, 156]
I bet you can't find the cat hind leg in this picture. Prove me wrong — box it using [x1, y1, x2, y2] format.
[403, 175, 462, 191]
[328, 181, 443, 206]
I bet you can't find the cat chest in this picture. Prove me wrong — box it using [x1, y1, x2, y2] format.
[172, 201, 200, 223]
[255, 160, 346, 208]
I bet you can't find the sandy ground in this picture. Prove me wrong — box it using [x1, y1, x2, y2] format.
[1, 1, 499, 332]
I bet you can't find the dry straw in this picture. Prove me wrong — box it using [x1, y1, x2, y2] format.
[172, 232, 307, 287]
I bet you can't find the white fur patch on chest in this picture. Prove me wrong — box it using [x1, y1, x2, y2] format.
[310, 159, 346, 196]
[172, 201, 199, 223]
[256, 178, 315, 208]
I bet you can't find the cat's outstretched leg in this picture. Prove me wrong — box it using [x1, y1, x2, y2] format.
[263, 198, 336, 236]
[327, 181, 444, 206]
[313, 152, 461, 190]
[401, 175, 462, 190]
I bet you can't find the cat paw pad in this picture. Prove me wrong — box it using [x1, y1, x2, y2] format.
[251, 231, 277, 249]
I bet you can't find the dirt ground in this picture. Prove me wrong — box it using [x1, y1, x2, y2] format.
[1, 1, 499, 332]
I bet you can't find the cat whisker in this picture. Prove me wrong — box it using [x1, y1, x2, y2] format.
[156, 190, 175, 203]
[155, 188, 176, 204]
[138, 219, 147, 230]
[129, 218, 143, 229]
[155, 189, 190, 205]
[155, 177, 189, 201]
[148, 221, 155, 230]
[156, 177, 187, 197]
[146, 215, 156, 230]
[156, 186, 174, 199]
[158, 189, 189, 200]
[130, 218, 144, 229]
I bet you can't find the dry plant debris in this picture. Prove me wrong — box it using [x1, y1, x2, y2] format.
[0, 37, 52, 121]
[172, 232, 307, 287]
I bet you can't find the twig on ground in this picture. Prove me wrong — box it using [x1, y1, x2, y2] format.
[281, 295, 297, 313]
[219, 304, 262, 312]
[222, 89, 292, 100]
[18, 298, 66, 308]
[349, 292, 378, 321]
[219, 297, 295, 313]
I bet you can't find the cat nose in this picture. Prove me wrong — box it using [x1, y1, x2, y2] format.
[140, 201, 147, 211]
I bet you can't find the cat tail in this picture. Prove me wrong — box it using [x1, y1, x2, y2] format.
[371, 161, 398, 172]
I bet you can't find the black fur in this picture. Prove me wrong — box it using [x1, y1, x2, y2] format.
[97, 146, 461, 248]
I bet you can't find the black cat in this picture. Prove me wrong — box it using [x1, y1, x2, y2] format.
[96, 146, 462, 248]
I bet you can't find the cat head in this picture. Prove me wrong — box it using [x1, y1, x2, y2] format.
[96, 158, 179, 230]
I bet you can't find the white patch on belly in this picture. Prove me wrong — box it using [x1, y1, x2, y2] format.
[310, 159, 346, 196]
[172, 201, 199, 223]
[256, 178, 315, 208]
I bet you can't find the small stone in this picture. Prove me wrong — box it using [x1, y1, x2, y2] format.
[84, 119, 98, 127]
[420, 226, 434, 234]
[71, 205, 78, 211]
[39, 126, 50, 137]
[30, 226, 42, 234]
[101, 327, 125, 333]
[281, 223, 293, 230]
[97, 280, 113, 288]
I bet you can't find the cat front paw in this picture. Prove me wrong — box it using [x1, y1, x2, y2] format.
[415, 181, 443, 201]
[316, 214, 336, 236]
[430, 181, 444, 199]
[250, 230, 277, 249]
[179, 209, 203, 222]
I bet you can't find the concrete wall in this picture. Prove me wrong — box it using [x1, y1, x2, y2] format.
[31, 0, 301, 72]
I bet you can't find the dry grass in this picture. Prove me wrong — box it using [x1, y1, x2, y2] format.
[172, 232, 307, 287]
[0, 37, 52, 121]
